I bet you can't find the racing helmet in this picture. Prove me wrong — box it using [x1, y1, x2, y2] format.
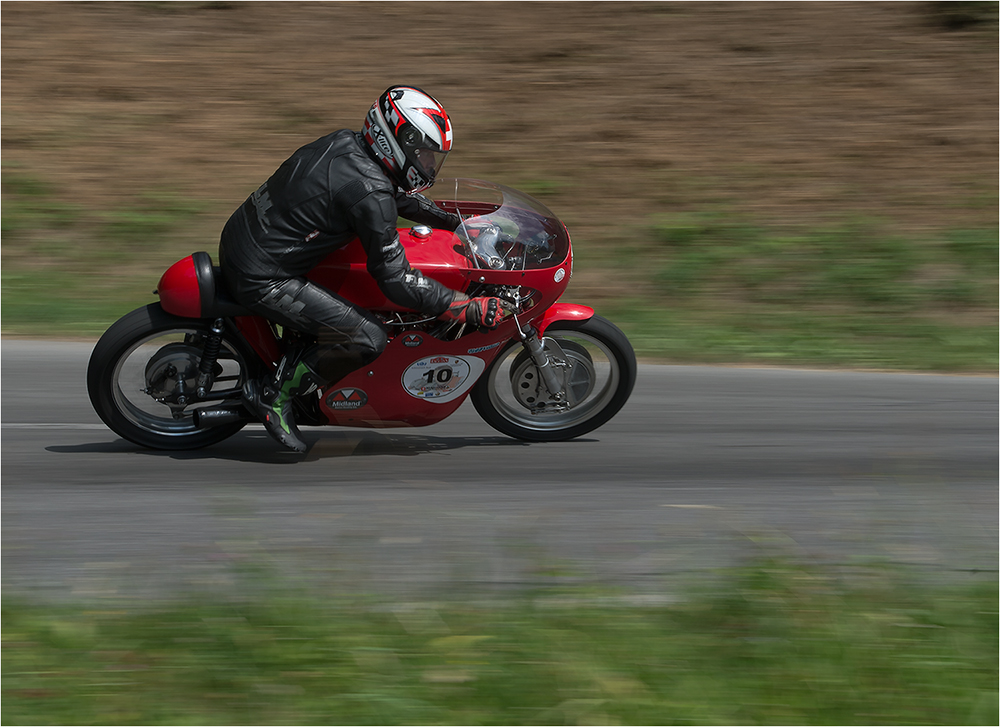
[362, 85, 453, 193]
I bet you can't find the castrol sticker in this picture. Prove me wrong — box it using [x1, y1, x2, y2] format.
[401, 355, 486, 403]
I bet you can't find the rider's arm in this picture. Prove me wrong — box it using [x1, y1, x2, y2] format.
[344, 189, 456, 316]
[394, 191, 462, 231]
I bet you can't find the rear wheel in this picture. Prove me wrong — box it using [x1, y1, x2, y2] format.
[87, 303, 261, 450]
[471, 315, 636, 441]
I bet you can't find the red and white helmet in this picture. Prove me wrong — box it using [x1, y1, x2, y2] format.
[362, 85, 453, 193]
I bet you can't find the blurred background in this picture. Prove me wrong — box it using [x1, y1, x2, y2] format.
[3, 5, 998, 723]
[2, 2, 998, 370]
[3, 1, 997, 368]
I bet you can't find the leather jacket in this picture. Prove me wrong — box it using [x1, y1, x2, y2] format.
[219, 129, 460, 316]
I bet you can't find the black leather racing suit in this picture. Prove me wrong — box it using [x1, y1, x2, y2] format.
[218, 129, 461, 384]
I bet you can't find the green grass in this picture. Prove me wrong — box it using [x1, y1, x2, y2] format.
[3, 167, 996, 370]
[600, 301, 998, 372]
[1, 269, 157, 337]
[3, 561, 996, 725]
[642, 214, 997, 310]
[585, 211, 998, 371]
[2, 168, 210, 335]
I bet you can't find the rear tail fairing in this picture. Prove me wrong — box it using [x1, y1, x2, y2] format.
[156, 253, 282, 373]
[156, 254, 206, 319]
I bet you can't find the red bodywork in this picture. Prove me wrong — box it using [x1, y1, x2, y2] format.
[157, 215, 592, 429]
[157, 255, 202, 319]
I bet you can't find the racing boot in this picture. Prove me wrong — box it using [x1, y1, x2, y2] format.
[243, 361, 324, 453]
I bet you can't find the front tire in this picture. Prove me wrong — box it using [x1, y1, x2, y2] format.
[471, 314, 636, 441]
[87, 303, 261, 450]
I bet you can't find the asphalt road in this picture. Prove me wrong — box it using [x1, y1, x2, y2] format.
[2, 340, 996, 604]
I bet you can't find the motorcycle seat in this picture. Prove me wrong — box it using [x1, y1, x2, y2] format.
[191, 251, 254, 318]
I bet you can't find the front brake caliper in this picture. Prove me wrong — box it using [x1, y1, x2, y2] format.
[515, 331, 572, 412]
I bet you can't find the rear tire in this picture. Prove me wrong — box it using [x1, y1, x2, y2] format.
[87, 303, 261, 450]
[471, 314, 636, 441]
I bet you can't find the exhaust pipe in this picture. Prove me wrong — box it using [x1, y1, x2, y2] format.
[193, 405, 250, 429]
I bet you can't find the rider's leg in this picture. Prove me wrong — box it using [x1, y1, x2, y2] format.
[233, 276, 387, 452]
[243, 357, 324, 453]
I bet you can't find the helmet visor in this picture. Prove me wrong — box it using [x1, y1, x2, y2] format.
[414, 147, 449, 181]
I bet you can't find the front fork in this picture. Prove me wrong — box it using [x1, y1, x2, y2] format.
[512, 315, 571, 404]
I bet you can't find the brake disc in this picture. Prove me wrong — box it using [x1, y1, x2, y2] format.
[510, 338, 596, 412]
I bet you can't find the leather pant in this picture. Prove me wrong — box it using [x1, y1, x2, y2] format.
[225, 273, 388, 385]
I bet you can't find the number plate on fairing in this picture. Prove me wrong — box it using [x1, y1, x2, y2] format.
[401, 355, 486, 403]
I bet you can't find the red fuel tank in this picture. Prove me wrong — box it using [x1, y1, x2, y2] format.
[308, 227, 472, 311]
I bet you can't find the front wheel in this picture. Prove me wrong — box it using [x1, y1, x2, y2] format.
[471, 314, 637, 441]
[87, 303, 262, 450]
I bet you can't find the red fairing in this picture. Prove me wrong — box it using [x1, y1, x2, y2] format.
[317, 325, 506, 428]
[157, 256, 202, 318]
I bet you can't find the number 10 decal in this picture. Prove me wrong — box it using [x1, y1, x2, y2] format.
[401, 355, 487, 403]
[423, 367, 453, 385]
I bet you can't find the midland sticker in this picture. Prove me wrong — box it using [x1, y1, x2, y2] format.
[325, 388, 369, 410]
[401, 355, 486, 404]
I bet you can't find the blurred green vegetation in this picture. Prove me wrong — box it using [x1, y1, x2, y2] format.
[3, 168, 204, 255]
[2, 167, 209, 335]
[588, 209, 998, 371]
[2, 166, 996, 371]
[641, 213, 996, 308]
[3, 560, 996, 725]
[605, 301, 997, 371]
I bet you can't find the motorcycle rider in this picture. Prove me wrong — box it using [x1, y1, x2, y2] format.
[218, 86, 503, 453]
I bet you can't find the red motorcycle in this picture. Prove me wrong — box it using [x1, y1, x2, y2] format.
[87, 179, 637, 450]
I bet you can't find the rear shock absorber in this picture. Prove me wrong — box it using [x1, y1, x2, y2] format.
[195, 318, 225, 398]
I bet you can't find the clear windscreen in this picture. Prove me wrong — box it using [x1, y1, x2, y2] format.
[429, 179, 570, 271]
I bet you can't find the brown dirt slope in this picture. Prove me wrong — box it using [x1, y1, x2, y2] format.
[2, 2, 997, 281]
